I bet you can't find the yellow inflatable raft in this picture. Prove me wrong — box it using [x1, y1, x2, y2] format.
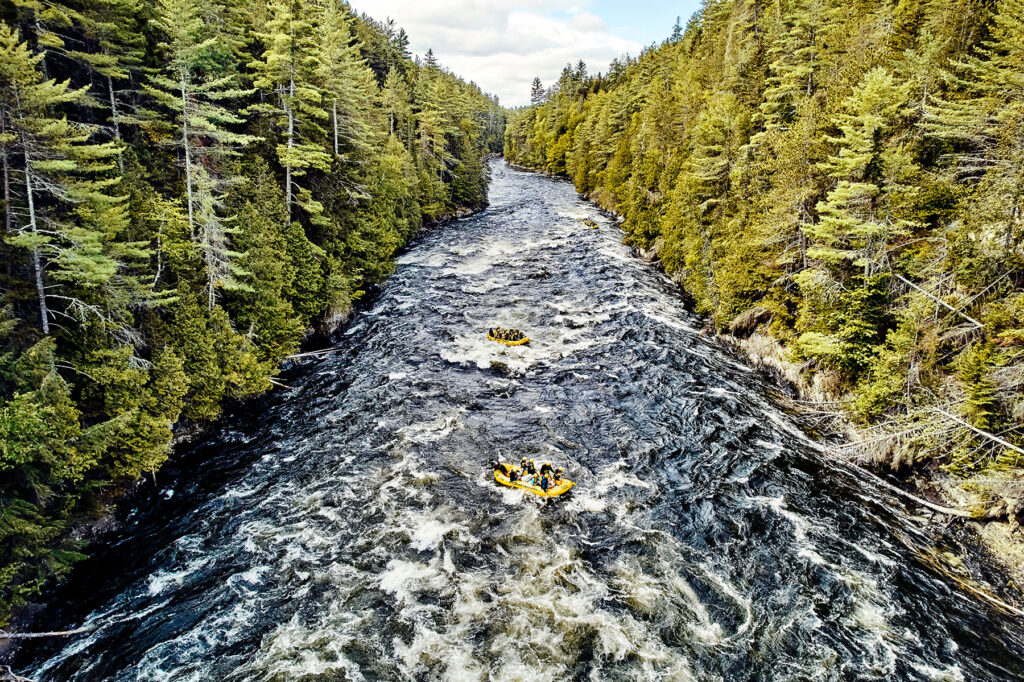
[487, 334, 530, 346]
[494, 465, 574, 497]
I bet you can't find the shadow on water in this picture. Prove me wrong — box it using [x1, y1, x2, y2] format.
[20, 161, 1024, 681]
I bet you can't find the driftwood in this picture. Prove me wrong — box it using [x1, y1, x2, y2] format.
[283, 347, 342, 360]
[0, 626, 93, 640]
[844, 462, 976, 518]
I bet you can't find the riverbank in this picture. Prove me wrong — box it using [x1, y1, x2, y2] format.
[0, 199, 492, 653]
[729, 331, 1024, 610]
[523, 164, 1024, 612]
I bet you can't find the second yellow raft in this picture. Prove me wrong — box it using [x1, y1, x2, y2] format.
[487, 334, 530, 346]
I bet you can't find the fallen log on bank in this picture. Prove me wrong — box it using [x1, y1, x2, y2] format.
[0, 626, 93, 639]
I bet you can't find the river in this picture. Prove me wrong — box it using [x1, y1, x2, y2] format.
[22, 161, 1024, 680]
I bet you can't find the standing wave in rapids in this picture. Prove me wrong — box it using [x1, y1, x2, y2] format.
[21, 161, 1024, 681]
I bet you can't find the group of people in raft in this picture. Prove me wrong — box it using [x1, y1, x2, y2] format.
[489, 327, 526, 342]
[492, 458, 565, 492]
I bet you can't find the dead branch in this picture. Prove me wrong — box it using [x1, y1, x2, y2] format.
[932, 409, 1024, 458]
[895, 274, 984, 328]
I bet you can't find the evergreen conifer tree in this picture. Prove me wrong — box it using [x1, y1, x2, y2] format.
[145, 0, 257, 307]
[250, 0, 332, 224]
[530, 77, 545, 106]
[806, 68, 918, 279]
[314, 0, 372, 158]
[755, 0, 823, 138]
[72, 0, 148, 172]
[925, 0, 1024, 251]
[0, 24, 128, 334]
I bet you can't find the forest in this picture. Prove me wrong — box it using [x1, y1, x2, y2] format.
[506, 1, 1023, 515]
[0, 0, 503, 623]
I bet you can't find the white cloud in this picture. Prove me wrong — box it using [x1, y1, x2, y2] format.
[569, 11, 606, 32]
[350, 0, 641, 106]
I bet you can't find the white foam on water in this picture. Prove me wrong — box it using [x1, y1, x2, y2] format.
[851, 543, 899, 567]
[442, 238, 520, 276]
[146, 536, 212, 596]
[242, 605, 370, 681]
[404, 508, 468, 552]
[461, 276, 509, 294]
[612, 558, 666, 614]
[397, 411, 464, 445]
[593, 460, 653, 496]
[697, 563, 755, 642]
[395, 249, 448, 267]
[380, 559, 447, 605]
[909, 661, 966, 682]
[797, 547, 829, 566]
[566, 491, 606, 513]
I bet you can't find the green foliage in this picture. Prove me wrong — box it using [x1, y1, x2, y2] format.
[505, 0, 1024, 481]
[0, 1, 500, 623]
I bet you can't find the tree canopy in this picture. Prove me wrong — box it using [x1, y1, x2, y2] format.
[506, 0, 1024, 492]
[0, 0, 503, 623]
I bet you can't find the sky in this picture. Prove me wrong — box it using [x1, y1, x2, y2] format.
[350, 1, 704, 107]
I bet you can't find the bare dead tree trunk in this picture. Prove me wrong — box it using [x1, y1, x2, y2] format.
[285, 76, 295, 220]
[934, 409, 1024, 458]
[333, 100, 339, 156]
[1, 114, 10, 279]
[179, 72, 195, 240]
[108, 75, 124, 175]
[895, 274, 983, 328]
[23, 145, 49, 335]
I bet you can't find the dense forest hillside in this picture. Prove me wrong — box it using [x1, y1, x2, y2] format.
[506, 2, 1023, 512]
[0, 0, 502, 622]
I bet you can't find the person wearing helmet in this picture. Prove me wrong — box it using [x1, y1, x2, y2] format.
[492, 460, 510, 477]
[553, 467, 564, 486]
[525, 459, 537, 475]
[539, 462, 553, 477]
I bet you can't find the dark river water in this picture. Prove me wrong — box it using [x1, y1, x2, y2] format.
[23, 161, 1024, 680]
